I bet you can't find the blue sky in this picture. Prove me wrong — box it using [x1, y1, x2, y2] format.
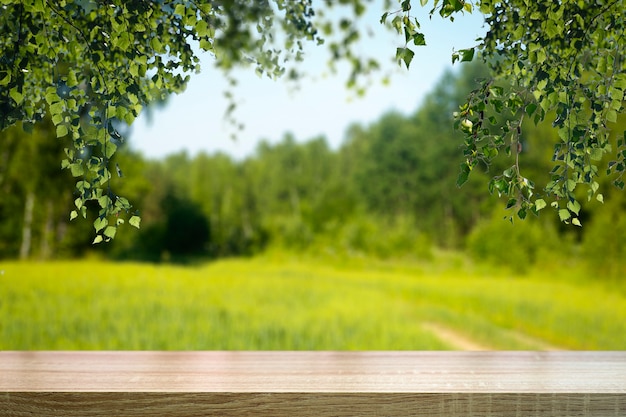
[129, 4, 486, 160]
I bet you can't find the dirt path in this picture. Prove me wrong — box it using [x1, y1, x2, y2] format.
[422, 322, 491, 350]
[422, 322, 562, 350]
[500, 328, 562, 350]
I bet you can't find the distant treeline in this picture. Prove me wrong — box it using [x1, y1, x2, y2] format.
[2, 61, 625, 276]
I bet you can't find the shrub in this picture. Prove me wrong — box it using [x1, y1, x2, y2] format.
[581, 197, 626, 280]
[466, 209, 562, 273]
[315, 214, 432, 260]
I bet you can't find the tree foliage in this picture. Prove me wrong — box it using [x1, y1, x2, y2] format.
[0, 0, 347, 241]
[1, 0, 626, 241]
[454, 0, 626, 225]
[4, 61, 626, 277]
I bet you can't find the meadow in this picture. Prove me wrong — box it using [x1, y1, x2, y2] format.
[1, 252, 625, 350]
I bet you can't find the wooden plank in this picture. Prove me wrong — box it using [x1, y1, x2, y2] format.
[1, 351, 625, 416]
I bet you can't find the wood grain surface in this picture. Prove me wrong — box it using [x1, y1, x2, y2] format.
[1, 351, 625, 416]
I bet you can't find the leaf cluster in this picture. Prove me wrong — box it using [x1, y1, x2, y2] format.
[0, 0, 335, 242]
[455, 0, 626, 225]
[382, 0, 472, 68]
[3, 0, 626, 243]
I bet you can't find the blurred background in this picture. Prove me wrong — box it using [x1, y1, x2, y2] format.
[1, 4, 625, 351]
[3, 58, 625, 274]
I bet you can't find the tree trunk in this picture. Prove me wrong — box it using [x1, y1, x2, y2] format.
[19, 191, 35, 260]
[40, 200, 54, 260]
[0, 149, 8, 189]
[290, 186, 301, 218]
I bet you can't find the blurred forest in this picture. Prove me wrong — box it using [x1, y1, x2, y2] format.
[2, 61, 625, 278]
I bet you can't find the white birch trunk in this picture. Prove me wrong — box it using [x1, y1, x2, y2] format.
[19, 192, 35, 260]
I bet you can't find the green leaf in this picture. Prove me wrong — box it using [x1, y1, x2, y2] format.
[104, 141, 117, 159]
[589, 147, 604, 161]
[9, 88, 23, 104]
[558, 209, 571, 221]
[506, 198, 517, 209]
[69, 210, 78, 221]
[412, 32, 426, 46]
[98, 195, 111, 209]
[566, 179, 577, 192]
[195, 20, 210, 37]
[114, 32, 130, 51]
[150, 37, 163, 52]
[567, 199, 581, 215]
[129, 215, 141, 229]
[572, 218, 582, 227]
[115, 196, 131, 209]
[457, 163, 470, 187]
[93, 235, 104, 244]
[70, 162, 84, 177]
[32, 0, 45, 12]
[534, 198, 547, 211]
[607, 110, 617, 123]
[0, 72, 10, 86]
[396, 47, 414, 69]
[56, 124, 69, 138]
[50, 101, 64, 117]
[452, 48, 474, 64]
[94, 216, 108, 232]
[544, 18, 559, 38]
[52, 113, 63, 125]
[174, 4, 186, 16]
[103, 226, 117, 239]
[525, 103, 537, 117]
[459, 48, 474, 62]
[391, 15, 403, 33]
[44, 88, 60, 105]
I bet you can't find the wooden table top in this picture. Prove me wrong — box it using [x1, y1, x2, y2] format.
[1, 351, 625, 393]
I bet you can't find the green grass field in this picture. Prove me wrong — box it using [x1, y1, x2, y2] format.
[1, 253, 625, 350]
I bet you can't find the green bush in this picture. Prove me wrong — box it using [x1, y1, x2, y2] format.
[267, 216, 315, 251]
[466, 209, 562, 273]
[581, 197, 626, 280]
[312, 214, 432, 260]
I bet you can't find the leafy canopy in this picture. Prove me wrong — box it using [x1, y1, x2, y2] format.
[1, 0, 333, 242]
[1, 0, 625, 241]
[454, 0, 626, 225]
